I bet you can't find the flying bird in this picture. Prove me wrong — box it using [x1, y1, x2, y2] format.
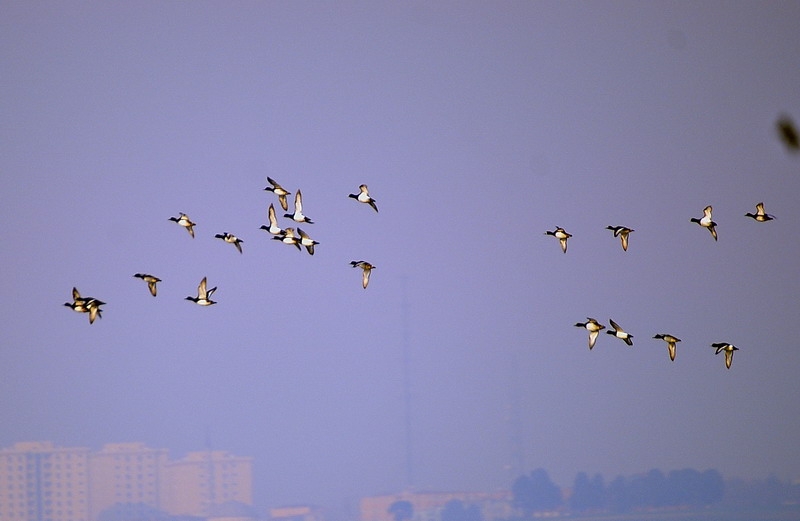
[168, 213, 196, 238]
[297, 227, 319, 255]
[133, 273, 161, 296]
[64, 287, 105, 324]
[776, 115, 799, 152]
[606, 225, 634, 251]
[350, 260, 375, 289]
[653, 333, 681, 361]
[607, 319, 633, 346]
[264, 176, 291, 211]
[259, 203, 284, 236]
[348, 184, 378, 212]
[574, 318, 606, 350]
[284, 190, 314, 224]
[63, 294, 89, 314]
[712, 342, 739, 369]
[214, 232, 244, 254]
[83, 298, 105, 324]
[745, 202, 775, 222]
[690, 205, 717, 241]
[545, 227, 572, 253]
[66, 287, 104, 312]
[185, 277, 217, 306]
[272, 227, 301, 250]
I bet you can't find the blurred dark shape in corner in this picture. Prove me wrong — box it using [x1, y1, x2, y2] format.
[776, 114, 799, 152]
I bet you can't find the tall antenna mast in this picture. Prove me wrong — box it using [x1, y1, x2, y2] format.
[506, 351, 525, 480]
[401, 276, 414, 490]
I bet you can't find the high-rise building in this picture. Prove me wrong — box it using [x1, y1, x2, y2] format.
[0, 441, 91, 521]
[162, 451, 253, 517]
[88, 443, 169, 521]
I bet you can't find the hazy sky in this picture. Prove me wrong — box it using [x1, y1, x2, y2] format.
[2, 0, 800, 513]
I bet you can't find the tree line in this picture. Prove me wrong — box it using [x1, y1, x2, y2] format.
[387, 467, 728, 521]
[512, 467, 725, 514]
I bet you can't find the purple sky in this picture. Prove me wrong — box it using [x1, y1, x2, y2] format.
[2, 1, 800, 512]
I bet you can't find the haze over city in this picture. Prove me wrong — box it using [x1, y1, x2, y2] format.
[2, 0, 800, 513]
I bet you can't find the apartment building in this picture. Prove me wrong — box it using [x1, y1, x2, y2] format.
[88, 443, 169, 521]
[0, 443, 252, 521]
[0, 441, 91, 521]
[162, 451, 253, 518]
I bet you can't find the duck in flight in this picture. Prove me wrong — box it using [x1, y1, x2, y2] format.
[297, 228, 319, 255]
[264, 176, 291, 211]
[168, 213, 196, 238]
[133, 273, 161, 296]
[350, 260, 375, 289]
[273, 227, 301, 250]
[185, 277, 217, 306]
[606, 225, 634, 251]
[574, 317, 605, 350]
[745, 202, 775, 222]
[64, 287, 105, 324]
[284, 190, 314, 224]
[653, 333, 681, 361]
[64, 293, 91, 315]
[607, 319, 633, 346]
[215, 232, 244, 254]
[545, 227, 572, 253]
[712, 342, 739, 369]
[690, 205, 717, 241]
[349, 184, 378, 212]
[259, 203, 284, 236]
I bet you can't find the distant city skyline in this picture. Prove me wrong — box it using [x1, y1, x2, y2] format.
[3, 1, 799, 512]
[3, 439, 798, 521]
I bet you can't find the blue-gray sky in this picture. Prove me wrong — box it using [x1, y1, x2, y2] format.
[2, 0, 800, 512]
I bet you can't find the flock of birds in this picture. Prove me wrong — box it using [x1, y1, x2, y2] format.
[573, 317, 739, 369]
[553, 112, 800, 370]
[563, 201, 778, 369]
[544, 202, 774, 255]
[63, 115, 800, 371]
[63, 178, 380, 321]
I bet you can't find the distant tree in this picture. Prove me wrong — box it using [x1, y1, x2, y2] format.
[667, 468, 708, 506]
[570, 472, 604, 512]
[440, 499, 483, 521]
[512, 473, 534, 513]
[645, 468, 669, 507]
[512, 468, 562, 514]
[699, 469, 724, 505]
[388, 500, 414, 521]
[570, 472, 592, 511]
[627, 469, 667, 508]
[590, 473, 606, 508]
[607, 475, 630, 513]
